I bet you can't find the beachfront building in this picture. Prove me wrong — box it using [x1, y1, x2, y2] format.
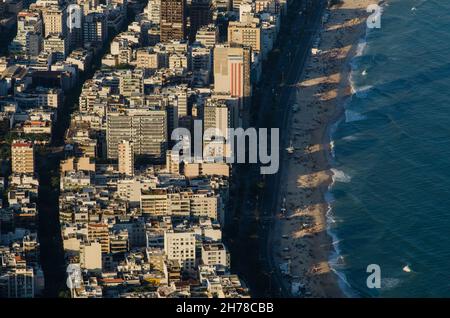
[227, 20, 261, 54]
[213, 44, 252, 110]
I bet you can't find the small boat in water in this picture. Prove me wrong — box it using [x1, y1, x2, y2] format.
[402, 265, 412, 273]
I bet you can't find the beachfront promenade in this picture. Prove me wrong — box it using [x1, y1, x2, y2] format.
[226, 0, 328, 297]
[264, 0, 328, 297]
[227, 0, 377, 298]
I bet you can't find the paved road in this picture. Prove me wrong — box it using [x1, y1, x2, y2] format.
[226, 0, 327, 297]
[264, 0, 327, 297]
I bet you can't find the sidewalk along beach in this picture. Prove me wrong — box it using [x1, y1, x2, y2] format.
[272, 0, 378, 297]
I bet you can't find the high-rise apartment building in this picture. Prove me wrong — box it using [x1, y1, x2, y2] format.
[227, 21, 261, 54]
[213, 44, 251, 109]
[203, 99, 230, 159]
[11, 140, 35, 175]
[189, 0, 212, 42]
[9, 10, 43, 56]
[164, 230, 196, 270]
[145, 0, 161, 24]
[191, 45, 212, 86]
[43, 33, 68, 61]
[118, 140, 134, 176]
[119, 69, 144, 97]
[140, 189, 219, 219]
[83, 12, 108, 48]
[88, 223, 110, 254]
[166, 151, 180, 174]
[67, 3, 84, 49]
[106, 108, 168, 161]
[204, 99, 230, 138]
[42, 5, 67, 37]
[160, 0, 186, 42]
[0, 266, 35, 298]
[136, 48, 163, 69]
[195, 24, 218, 48]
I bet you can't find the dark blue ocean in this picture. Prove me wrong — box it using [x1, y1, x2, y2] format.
[329, 0, 450, 297]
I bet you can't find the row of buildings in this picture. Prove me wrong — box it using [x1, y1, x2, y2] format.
[0, 141, 45, 297]
[59, 0, 288, 298]
[0, 0, 134, 298]
[1, 0, 291, 298]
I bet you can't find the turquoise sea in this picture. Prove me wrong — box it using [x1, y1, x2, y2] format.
[328, 0, 450, 297]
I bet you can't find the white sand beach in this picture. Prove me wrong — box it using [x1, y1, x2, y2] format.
[272, 0, 378, 297]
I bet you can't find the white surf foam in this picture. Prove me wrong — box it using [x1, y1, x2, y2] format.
[324, 21, 373, 298]
[326, 202, 357, 297]
[348, 67, 373, 100]
[345, 109, 367, 123]
[330, 140, 335, 158]
[351, 84, 373, 98]
[331, 168, 352, 183]
[342, 134, 359, 142]
[355, 38, 367, 57]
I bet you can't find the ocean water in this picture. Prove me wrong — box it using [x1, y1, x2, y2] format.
[329, 0, 450, 297]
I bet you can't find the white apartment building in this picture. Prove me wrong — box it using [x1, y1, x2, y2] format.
[164, 230, 196, 271]
[201, 242, 230, 269]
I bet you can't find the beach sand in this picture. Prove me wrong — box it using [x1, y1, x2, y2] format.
[272, 0, 378, 297]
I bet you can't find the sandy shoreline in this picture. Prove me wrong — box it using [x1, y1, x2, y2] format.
[272, 0, 378, 297]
